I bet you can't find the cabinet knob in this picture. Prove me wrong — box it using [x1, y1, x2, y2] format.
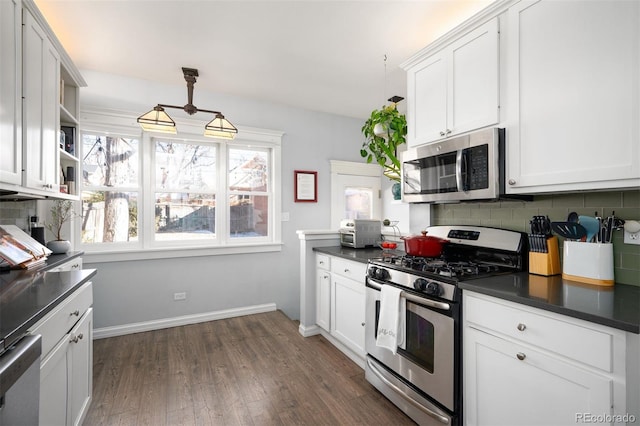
[516, 352, 526, 361]
[344, 269, 350, 273]
[517, 323, 526, 331]
[361, 322, 365, 327]
[445, 129, 452, 135]
[439, 131, 445, 137]
[508, 179, 516, 186]
[70, 310, 80, 317]
[70, 333, 83, 344]
[319, 261, 324, 265]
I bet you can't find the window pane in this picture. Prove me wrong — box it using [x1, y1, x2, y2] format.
[229, 195, 268, 238]
[82, 135, 138, 187]
[344, 187, 373, 219]
[229, 147, 268, 192]
[155, 193, 216, 241]
[155, 141, 216, 190]
[81, 191, 138, 243]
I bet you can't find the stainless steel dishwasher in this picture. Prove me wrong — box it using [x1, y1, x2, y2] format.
[0, 334, 41, 425]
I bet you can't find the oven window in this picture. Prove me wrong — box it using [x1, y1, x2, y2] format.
[375, 300, 436, 374]
[402, 306, 435, 374]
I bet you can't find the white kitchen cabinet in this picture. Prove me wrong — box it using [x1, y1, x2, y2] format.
[0, 0, 22, 187]
[505, 0, 640, 194]
[315, 254, 331, 332]
[330, 257, 367, 359]
[29, 281, 93, 426]
[404, 18, 499, 148]
[464, 291, 629, 426]
[22, 7, 60, 194]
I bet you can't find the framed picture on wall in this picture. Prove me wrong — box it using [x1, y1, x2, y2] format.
[294, 170, 317, 202]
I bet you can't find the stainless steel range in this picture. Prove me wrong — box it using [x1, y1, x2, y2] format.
[365, 225, 527, 425]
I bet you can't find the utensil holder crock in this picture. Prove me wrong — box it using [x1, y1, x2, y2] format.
[562, 241, 614, 286]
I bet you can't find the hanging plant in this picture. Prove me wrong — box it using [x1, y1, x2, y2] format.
[360, 103, 407, 182]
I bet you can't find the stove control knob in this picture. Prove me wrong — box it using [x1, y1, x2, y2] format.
[375, 268, 390, 281]
[367, 267, 378, 279]
[414, 278, 441, 296]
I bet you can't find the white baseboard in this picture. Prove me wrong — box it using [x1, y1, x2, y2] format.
[93, 303, 277, 339]
[298, 323, 321, 337]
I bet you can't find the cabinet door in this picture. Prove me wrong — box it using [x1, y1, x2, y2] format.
[449, 18, 499, 136]
[40, 334, 70, 426]
[316, 270, 331, 331]
[23, 8, 60, 193]
[68, 308, 92, 426]
[464, 327, 612, 426]
[407, 52, 448, 147]
[505, 0, 640, 193]
[0, 0, 22, 186]
[331, 275, 365, 356]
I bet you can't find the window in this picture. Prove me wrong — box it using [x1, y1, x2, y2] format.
[79, 116, 282, 257]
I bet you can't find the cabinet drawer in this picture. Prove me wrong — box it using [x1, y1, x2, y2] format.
[331, 258, 367, 282]
[29, 281, 93, 358]
[465, 293, 613, 371]
[48, 257, 83, 272]
[316, 254, 331, 270]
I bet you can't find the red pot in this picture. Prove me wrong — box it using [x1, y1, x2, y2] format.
[401, 231, 448, 257]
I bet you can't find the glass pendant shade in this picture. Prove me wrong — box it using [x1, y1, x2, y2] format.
[137, 106, 177, 134]
[204, 114, 238, 140]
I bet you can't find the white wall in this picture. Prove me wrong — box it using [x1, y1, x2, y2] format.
[80, 70, 365, 329]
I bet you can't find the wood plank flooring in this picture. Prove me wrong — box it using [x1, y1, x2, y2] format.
[84, 310, 415, 425]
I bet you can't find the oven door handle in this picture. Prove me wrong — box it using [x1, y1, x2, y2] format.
[367, 279, 451, 311]
[367, 357, 450, 425]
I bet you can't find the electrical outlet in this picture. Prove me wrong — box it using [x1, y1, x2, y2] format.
[173, 292, 187, 301]
[623, 220, 640, 245]
[624, 230, 640, 245]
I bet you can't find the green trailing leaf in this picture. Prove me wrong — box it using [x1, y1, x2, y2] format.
[360, 103, 407, 182]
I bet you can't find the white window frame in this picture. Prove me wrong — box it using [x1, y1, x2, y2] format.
[77, 108, 283, 263]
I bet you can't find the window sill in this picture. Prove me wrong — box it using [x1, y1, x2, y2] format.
[82, 242, 283, 264]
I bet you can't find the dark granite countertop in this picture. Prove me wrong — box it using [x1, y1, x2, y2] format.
[313, 246, 386, 264]
[459, 273, 640, 334]
[0, 251, 95, 353]
[311, 247, 640, 334]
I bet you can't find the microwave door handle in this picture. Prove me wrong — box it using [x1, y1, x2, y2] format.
[455, 149, 469, 192]
[455, 150, 464, 191]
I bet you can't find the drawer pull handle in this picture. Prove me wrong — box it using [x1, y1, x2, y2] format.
[516, 352, 526, 361]
[319, 261, 324, 265]
[344, 269, 350, 273]
[517, 323, 526, 331]
[70, 333, 84, 344]
[71, 310, 80, 317]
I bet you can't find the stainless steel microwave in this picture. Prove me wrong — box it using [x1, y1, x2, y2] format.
[401, 128, 505, 203]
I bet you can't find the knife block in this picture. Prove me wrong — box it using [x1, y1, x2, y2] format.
[529, 236, 561, 276]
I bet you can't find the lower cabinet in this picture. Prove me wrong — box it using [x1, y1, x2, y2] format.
[464, 291, 629, 426]
[331, 274, 365, 358]
[29, 281, 93, 426]
[314, 253, 367, 365]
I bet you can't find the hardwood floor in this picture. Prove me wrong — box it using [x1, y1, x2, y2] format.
[84, 310, 415, 425]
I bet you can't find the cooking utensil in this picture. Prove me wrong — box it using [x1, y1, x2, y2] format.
[578, 215, 599, 243]
[551, 222, 587, 241]
[401, 231, 449, 257]
[567, 212, 579, 223]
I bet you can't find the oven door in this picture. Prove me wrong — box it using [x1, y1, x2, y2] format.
[365, 279, 456, 412]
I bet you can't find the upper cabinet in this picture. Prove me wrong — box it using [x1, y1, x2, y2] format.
[0, 0, 85, 199]
[504, 0, 640, 194]
[403, 18, 500, 148]
[0, 0, 22, 186]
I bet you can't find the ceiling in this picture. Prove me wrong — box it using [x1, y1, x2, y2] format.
[35, 0, 493, 119]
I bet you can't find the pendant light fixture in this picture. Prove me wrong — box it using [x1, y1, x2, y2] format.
[137, 67, 238, 139]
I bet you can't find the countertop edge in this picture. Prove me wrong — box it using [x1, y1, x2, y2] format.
[459, 281, 640, 334]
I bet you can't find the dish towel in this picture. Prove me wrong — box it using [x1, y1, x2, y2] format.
[376, 285, 405, 354]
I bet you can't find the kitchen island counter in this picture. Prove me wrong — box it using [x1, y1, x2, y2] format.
[459, 273, 639, 334]
[0, 252, 96, 352]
